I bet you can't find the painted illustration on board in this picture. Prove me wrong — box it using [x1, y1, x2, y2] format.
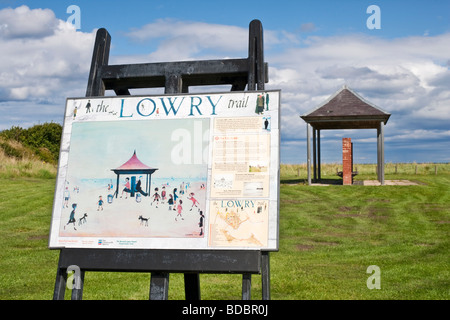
[59, 118, 209, 239]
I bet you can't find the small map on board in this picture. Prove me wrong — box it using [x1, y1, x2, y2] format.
[208, 199, 269, 248]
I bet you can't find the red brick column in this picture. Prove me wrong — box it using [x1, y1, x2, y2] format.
[342, 138, 352, 185]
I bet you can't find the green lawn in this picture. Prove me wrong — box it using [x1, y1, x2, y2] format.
[0, 167, 449, 300]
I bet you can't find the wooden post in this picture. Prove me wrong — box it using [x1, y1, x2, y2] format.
[377, 122, 385, 185]
[70, 270, 85, 300]
[150, 272, 169, 300]
[52, 266, 67, 300]
[242, 274, 252, 300]
[261, 251, 270, 300]
[313, 128, 317, 182]
[249, 20, 271, 301]
[86, 28, 111, 97]
[184, 273, 201, 300]
[307, 124, 311, 185]
[248, 19, 265, 90]
[317, 129, 321, 180]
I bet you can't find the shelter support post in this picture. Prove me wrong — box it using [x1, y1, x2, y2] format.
[306, 124, 311, 185]
[377, 122, 385, 185]
[312, 128, 321, 182]
[317, 129, 321, 180]
[313, 128, 317, 182]
[377, 128, 380, 181]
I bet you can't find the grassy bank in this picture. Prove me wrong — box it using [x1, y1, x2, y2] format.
[0, 139, 57, 179]
[0, 164, 448, 299]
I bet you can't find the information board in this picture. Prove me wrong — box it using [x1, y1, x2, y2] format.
[49, 90, 280, 251]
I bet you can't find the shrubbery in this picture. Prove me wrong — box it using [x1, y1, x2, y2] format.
[0, 122, 62, 164]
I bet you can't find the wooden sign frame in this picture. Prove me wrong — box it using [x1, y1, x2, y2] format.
[52, 20, 276, 300]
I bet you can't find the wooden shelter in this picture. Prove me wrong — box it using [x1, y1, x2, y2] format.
[111, 150, 158, 198]
[301, 85, 391, 185]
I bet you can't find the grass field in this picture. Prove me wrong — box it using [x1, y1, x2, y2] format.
[0, 163, 449, 300]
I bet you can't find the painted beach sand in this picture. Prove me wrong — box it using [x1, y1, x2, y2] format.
[59, 178, 207, 238]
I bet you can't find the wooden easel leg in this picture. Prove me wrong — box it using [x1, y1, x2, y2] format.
[184, 273, 201, 300]
[261, 252, 270, 300]
[242, 273, 252, 300]
[86, 28, 111, 97]
[53, 267, 67, 300]
[248, 19, 265, 91]
[149, 272, 169, 300]
[70, 270, 85, 300]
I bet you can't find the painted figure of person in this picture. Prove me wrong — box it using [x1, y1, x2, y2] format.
[121, 177, 131, 199]
[255, 93, 265, 114]
[168, 194, 174, 211]
[152, 187, 160, 208]
[85, 100, 91, 113]
[161, 186, 166, 204]
[97, 195, 104, 211]
[188, 192, 200, 211]
[176, 199, 183, 221]
[198, 210, 205, 236]
[180, 182, 185, 195]
[63, 187, 70, 208]
[135, 176, 148, 196]
[64, 203, 77, 230]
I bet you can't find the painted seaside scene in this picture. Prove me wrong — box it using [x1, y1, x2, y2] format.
[59, 118, 209, 239]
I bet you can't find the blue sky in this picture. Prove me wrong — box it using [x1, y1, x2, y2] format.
[0, 0, 449, 163]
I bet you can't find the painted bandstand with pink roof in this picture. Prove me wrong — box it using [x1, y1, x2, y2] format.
[111, 150, 158, 198]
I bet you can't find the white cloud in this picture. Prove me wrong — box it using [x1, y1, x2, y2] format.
[0, 6, 96, 128]
[0, 5, 58, 39]
[123, 18, 300, 62]
[125, 18, 248, 61]
[267, 33, 450, 121]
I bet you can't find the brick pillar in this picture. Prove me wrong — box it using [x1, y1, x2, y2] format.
[342, 138, 352, 185]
